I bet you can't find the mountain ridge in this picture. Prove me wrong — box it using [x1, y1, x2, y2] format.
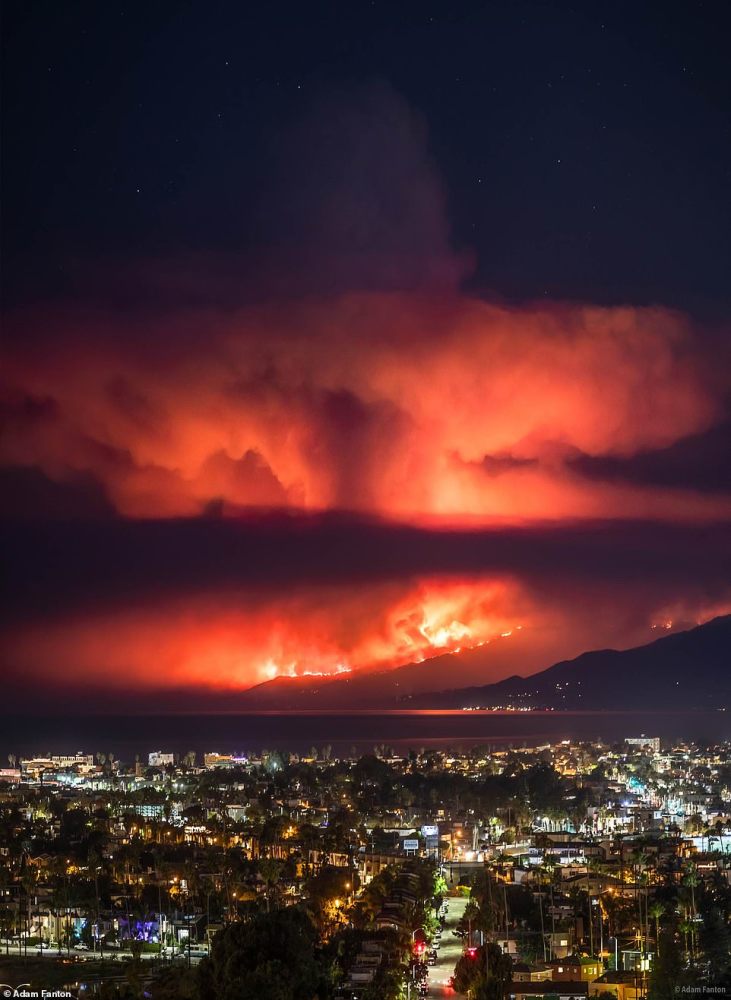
[235, 615, 730, 711]
[407, 615, 731, 710]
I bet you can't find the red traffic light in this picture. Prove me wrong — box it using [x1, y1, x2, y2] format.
[467, 947, 478, 959]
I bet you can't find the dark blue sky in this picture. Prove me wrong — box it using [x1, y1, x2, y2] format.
[2, 0, 730, 315]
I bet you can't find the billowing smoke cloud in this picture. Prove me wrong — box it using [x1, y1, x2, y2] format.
[1, 296, 728, 522]
[1, 82, 730, 702]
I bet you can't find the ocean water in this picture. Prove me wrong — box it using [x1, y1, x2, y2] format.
[0, 710, 728, 762]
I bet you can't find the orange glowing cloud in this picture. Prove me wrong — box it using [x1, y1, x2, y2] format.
[2, 294, 727, 524]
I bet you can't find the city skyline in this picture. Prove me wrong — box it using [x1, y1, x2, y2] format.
[0, 734, 729, 999]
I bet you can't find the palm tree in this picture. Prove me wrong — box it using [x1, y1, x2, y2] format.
[648, 900, 664, 957]
[47, 857, 70, 957]
[0, 862, 13, 955]
[20, 859, 39, 958]
[631, 850, 649, 957]
[704, 827, 718, 854]
[679, 917, 693, 963]
[257, 858, 283, 913]
[461, 899, 480, 948]
[88, 848, 105, 960]
[682, 862, 699, 962]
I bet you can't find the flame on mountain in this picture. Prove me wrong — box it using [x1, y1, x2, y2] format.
[418, 616, 472, 650]
[1, 576, 523, 691]
[260, 659, 353, 681]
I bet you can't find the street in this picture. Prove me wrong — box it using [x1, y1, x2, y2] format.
[426, 894, 467, 998]
[0, 943, 204, 964]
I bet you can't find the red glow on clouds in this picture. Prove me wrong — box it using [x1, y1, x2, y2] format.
[2, 295, 725, 523]
[1, 290, 729, 698]
[2, 75, 729, 705]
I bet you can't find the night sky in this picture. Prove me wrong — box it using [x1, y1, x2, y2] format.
[2, 0, 730, 708]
